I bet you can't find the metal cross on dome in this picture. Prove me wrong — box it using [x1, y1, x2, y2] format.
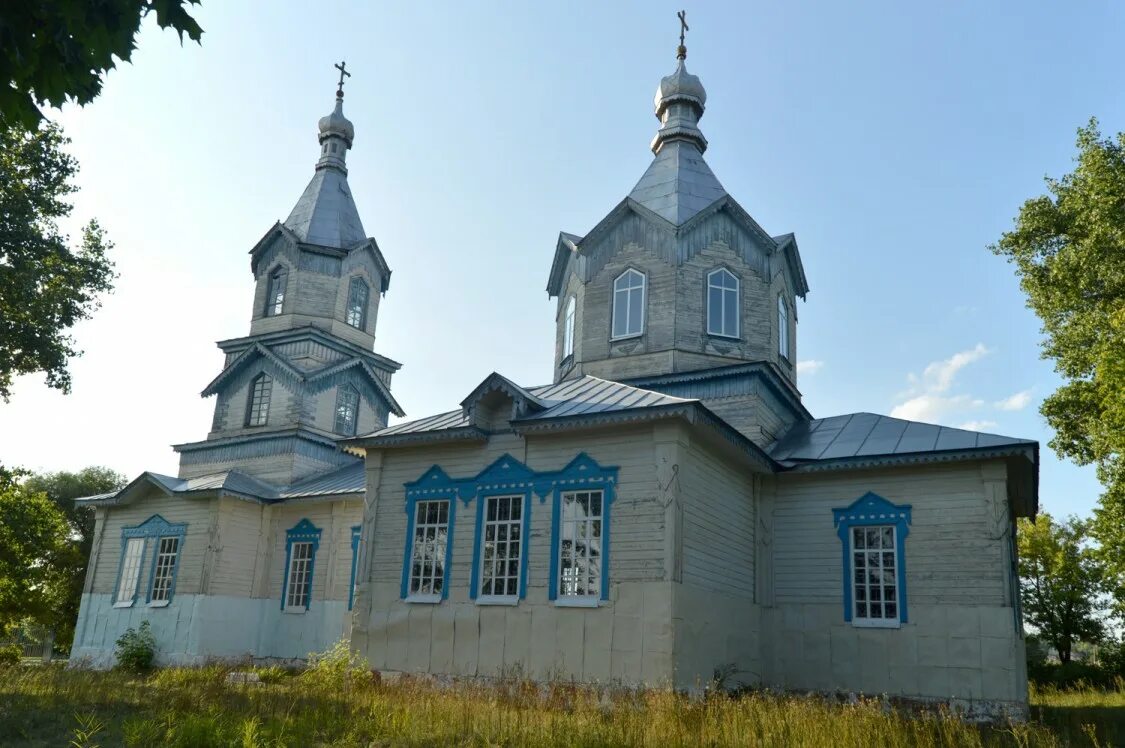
[334, 60, 351, 96]
[676, 10, 689, 59]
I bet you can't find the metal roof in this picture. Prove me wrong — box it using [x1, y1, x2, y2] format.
[769, 412, 1037, 466]
[284, 164, 366, 248]
[358, 375, 696, 440]
[627, 140, 727, 226]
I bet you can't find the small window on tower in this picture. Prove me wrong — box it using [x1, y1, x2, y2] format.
[611, 269, 646, 339]
[778, 295, 790, 360]
[266, 267, 287, 317]
[335, 384, 360, 435]
[346, 277, 369, 329]
[563, 296, 576, 359]
[245, 373, 272, 427]
[706, 268, 740, 338]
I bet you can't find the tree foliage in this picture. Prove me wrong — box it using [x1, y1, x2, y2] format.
[1017, 514, 1106, 663]
[22, 467, 125, 649]
[0, 118, 116, 401]
[0, 1, 203, 126]
[0, 481, 70, 634]
[993, 120, 1125, 611]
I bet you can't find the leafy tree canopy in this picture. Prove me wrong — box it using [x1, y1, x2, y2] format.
[0, 118, 116, 401]
[1017, 513, 1106, 664]
[0, 1, 203, 126]
[0, 480, 70, 633]
[993, 120, 1125, 610]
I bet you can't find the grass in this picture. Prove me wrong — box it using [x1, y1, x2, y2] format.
[1, 658, 1123, 747]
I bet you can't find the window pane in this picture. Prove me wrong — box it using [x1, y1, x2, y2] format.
[708, 288, 722, 334]
[627, 287, 642, 335]
[723, 289, 738, 336]
[409, 501, 450, 598]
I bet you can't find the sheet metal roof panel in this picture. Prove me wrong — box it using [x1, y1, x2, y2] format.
[282, 461, 365, 497]
[817, 413, 881, 460]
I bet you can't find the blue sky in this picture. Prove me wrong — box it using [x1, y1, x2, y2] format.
[1, 1, 1121, 518]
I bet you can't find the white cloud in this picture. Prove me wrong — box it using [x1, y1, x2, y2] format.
[994, 389, 1033, 412]
[919, 343, 990, 393]
[890, 394, 980, 422]
[797, 360, 824, 376]
[958, 420, 999, 432]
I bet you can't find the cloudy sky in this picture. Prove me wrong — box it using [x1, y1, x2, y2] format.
[2, 1, 1122, 517]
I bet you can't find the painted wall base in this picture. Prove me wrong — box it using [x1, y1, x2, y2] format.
[69, 593, 349, 668]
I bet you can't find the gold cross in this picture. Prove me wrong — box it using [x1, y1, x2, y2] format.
[334, 61, 351, 95]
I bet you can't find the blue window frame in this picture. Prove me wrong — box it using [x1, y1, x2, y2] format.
[547, 455, 617, 605]
[114, 515, 187, 608]
[833, 492, 911, 627]
[348, 525, 362, 610]
[282, 519, 321, 612]
[470, 492, 531, 604]
[401, 484, 457, 603]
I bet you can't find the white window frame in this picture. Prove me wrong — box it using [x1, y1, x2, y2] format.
[849, 525, 902, 628]
[778, 295, 790, 360]
[611, 269, 646, 340]
[562, 295, 576, 359]
[555, 489, 604, 608]
[148, 535, 180, 607]
[476, 494, 524, 605]
[706, 268, 740, 338]
[114, 537, 146, 608]
[406, 499, 451, 604]
[284, 540, 314, 612]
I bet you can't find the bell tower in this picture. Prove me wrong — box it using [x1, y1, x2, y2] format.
[174, 64, 405, 485]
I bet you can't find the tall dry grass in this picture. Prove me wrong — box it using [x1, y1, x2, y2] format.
[0, 646, 1117, 747]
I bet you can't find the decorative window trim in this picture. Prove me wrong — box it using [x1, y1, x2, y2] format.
[400, 495, 456, 603]
[281, 518, 322, 613]
[562, 295, 576, 359]
[345, 276, 370, 330]
[115, 515, 187, 608]
[611, 268, 646, 341]
[470, 492, 531, 605]
[832, 492, 911, 627]
[348, 524, 362, 610]
[402, 453, 619, 607]
[706, 267, 740, 339]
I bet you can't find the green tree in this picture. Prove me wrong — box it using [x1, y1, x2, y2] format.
[22, 467, 125, 649]
[0, 480, 70, 635]
[0, 118, 116, 403]
[1017, 513, 1106, 663]
[0, 1, 203, 126]
[992, 120, 1125, 613]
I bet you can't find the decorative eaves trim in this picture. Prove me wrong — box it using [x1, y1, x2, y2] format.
[778, 444, 1039, 474]
[460, 372, 548, 418]
[201, 343, 305, 397]
[546, 232, 584, 297]
[307, 357, 405, 416]
[341, 425, 489, 453]
[216, 326, 402, 373]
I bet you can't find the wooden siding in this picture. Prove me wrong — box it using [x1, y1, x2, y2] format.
[90, 491, 216, 596]
[770, 462, 1009, 608]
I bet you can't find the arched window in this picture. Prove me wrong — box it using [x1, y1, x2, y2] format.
[778, 295, 790, 360]
[245, 373, 272, 427]
[706, 268, 740, 338]
[265, 267, 287, 317]
[611, 269, 646, 339]
[563, 296, 576, 358]
[346, 277, 369, 329]
[335, 384, 360, 435]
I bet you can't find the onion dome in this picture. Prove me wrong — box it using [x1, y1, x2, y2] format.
[318, 94, 355, 147]
[650, 49, 708, 154]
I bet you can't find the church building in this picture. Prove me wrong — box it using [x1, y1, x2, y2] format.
[72, 35, 1037, 719]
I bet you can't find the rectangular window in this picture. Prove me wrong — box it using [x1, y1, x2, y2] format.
[115, 537, 145, 606]
[285, 541, 314, 610]
[478, 495, 523, 602]
[408, 500, 450, 601]
[149, 536, 180, 604]
[246, 374, 272, 427]
[611, 270, 645, 339]
[334, 386, 359, 435]
[851, 526, 900, 625]
[558, 490, 603, 602]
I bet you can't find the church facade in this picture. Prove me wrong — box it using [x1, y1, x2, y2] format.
[72, 42, 1037, 719]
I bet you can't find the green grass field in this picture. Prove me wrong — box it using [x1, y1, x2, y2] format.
[1, 662, 1122, 747]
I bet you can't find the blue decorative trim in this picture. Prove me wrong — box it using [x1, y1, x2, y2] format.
[400, 488, 457, 601]
[116, 515, 187, 606]
[832, 492, 912, 624]
[402, 453, 619, 605]
[469, 489, 532, 601]
[281, 518, 322, 611]
[348, 524, 362, 610]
